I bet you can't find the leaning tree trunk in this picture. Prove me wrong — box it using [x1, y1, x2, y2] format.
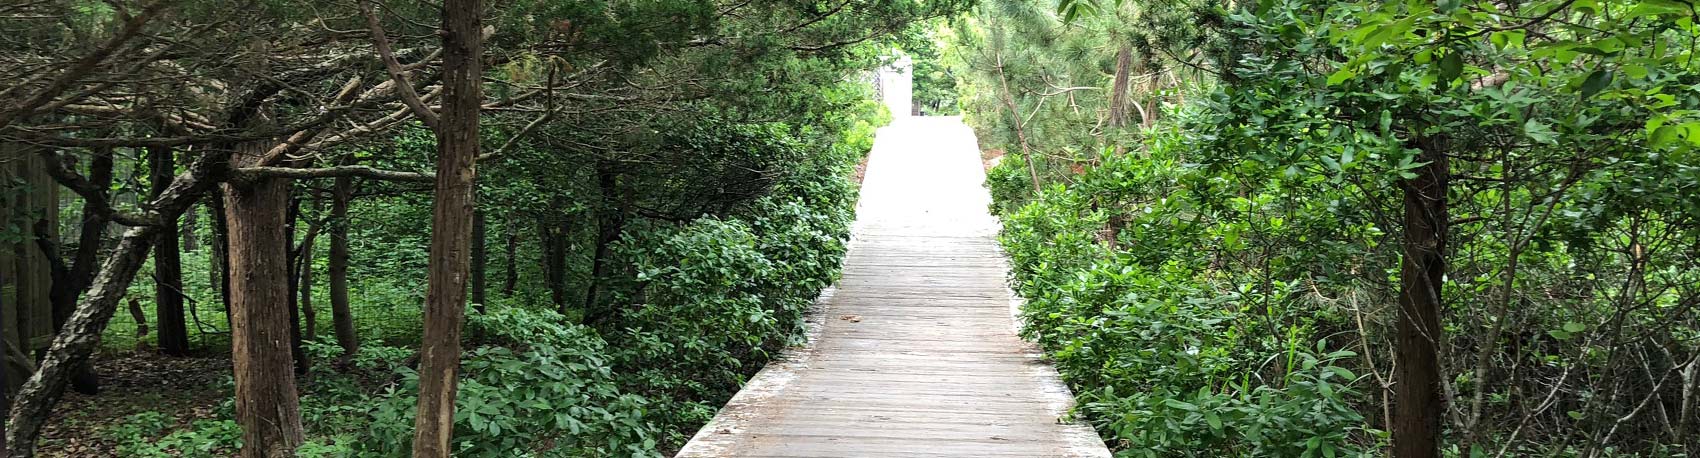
[224, 148, 307, 457]
[411, 0, 482, 455]
[1393, 137, 1449, 458]
[329, 176, 359, 359]
[150, 145, 191, 356]
[6, 149, 218, 457]
[48, 147, 111, 393]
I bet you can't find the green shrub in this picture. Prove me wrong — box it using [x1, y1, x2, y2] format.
[996, 124, 1368, 456]
[360, 308, 657, 457]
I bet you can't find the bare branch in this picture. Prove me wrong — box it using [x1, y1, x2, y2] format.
[233, 165, 433, 183]
[0, 0, 172, 130]
[361, 0, 439, 129]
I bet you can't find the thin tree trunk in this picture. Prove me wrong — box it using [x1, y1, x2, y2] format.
[993, 51, 1039, 192]
[150, 145, 190, 356]
[583, 164, 623, 322]
[1, 338, 7, 453]
[1393, 137, 1449, 458]
[502, 215, 517, 297]
[537, 220, 568, 311]
[1107, 42, 1132, 128]
[297, 197, 323, 343]
[471, 209, 487, 313]
[283, 195, 308, 375]
[329, 176, 359, 359]
[411, 1, 482, 455]
[210, 186, 231, 323]
[224, 165, 307, 458]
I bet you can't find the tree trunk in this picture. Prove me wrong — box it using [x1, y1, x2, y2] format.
[992, 51, 1039, 193]
[224, 165, 307, 457]
[283, 195, 308, 375]
[210, 186, 231, 322]
[471, 209, 487, 314]
[6, 146, 217, 456]
[181, 202, 200, 252]
[150, 145, 191, 356]
[51, 147, 111, 393]
[1107, 42, 1133, 128]
[502, 215, 517, 297]
[1, 339, 8, 453]
[1393, 137, 1448, 458]
[537, 219, 567, 311]
[297, 198, 322, 343]
[56, 147, 112, 330]
[329, 176, 359, 359]
[411, 1, 482, 455]
[583, 164, 624, 322]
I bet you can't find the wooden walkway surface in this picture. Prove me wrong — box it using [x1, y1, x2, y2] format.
[675, 117, 1110, 457]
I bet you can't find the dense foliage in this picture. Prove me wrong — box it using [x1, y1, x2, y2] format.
[957, 0, 1700, 456]
[1, 0, 920, 456]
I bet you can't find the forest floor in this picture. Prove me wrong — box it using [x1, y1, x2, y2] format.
[35, 353, 231, 457]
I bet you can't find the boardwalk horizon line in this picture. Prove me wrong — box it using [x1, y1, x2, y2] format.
[675, 116, 1111, 457]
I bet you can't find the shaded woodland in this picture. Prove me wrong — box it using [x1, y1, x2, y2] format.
[0, 0, 947, 456]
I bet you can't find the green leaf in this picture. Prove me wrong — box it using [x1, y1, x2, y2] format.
[1163, 399, 1199, 411]
[1205, 411, 1223, 431]
[1327, 68, 1356, 86]
[1439, 51, 1463, 83]
[1650, 125, 1681, 148]
[1579, 69, 1612, 100]
[1563, 321, 1586, 333]
[1523, 119, 1558, 144]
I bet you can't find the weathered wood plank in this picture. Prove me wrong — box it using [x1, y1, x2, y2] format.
[675, 117, 1108, 457]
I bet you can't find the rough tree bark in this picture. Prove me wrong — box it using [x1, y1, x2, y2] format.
[329, 176, 359, 359]
[45, 147, 111, 393]
[181, 200, 200, 252]
[471, 209, 487, 314]
[30, 220, 101, 395]
[55, 148, 112, 329]
[411, 0, 482, 455]
[6, 151, 218, 457]
[1393, 137, 1448, 458]
[1107, 42, 1133, 128]
[225, 144, 307, 457]
[150, 145, 191, 356]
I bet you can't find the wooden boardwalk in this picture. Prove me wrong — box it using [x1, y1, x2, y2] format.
[675, 117, 1110, 457]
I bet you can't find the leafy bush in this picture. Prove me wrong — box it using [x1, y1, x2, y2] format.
[994, 120, 1368, 455]
[360, 308, 657, 457]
